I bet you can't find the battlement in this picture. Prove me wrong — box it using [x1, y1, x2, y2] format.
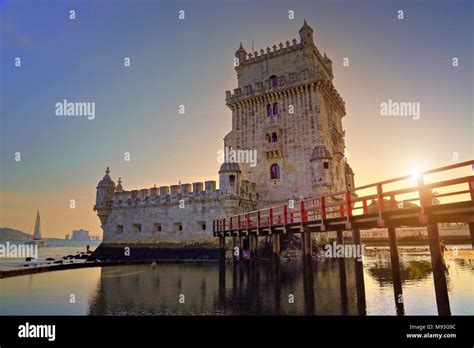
[111, 180, 257, 209]
[226, 68, 318, 103]
[225, 69, 345, 114]
[242, 38, 301, 65]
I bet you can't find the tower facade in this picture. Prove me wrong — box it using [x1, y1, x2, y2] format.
[224, 20, 353, 206]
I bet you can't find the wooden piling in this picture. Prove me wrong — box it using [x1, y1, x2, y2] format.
[272, 234, 281, 263]
[302, 257, 316, 315]
[388, 227, 404, 315]
[232, 236, 237, 262]
[302, 229, 312, 260]
[218, 235, 225, 262]
[352, 227, 366, 315]
[239, 235, 244, 261]
[426, 223, 451, 315]
[337, 231, 348, 315]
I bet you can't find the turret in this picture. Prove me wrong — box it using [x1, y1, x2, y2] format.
[115, 177, 123, 192]
[235, 42, 247, 67]
[299, 19, 314, 45]
[219, 162, 241, 195]
[345, 162, 355, 191]
[94, 167, 115, 227]
[309, 145, 333, 194]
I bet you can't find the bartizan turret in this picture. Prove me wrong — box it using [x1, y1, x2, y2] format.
[94, 167, 115, 227]
[219, 162, 241, 195]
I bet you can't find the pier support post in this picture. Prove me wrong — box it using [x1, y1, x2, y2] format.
[239, 235, 244, 261]
[302, 256, 316, 315]
[302, 229, 312, 260]
[388, 227, 404, 315]
[250, 235, 259, 260]
[218, 236, 225, 262]
[469, 222, 474, 249]
[218, 260, 226, 307]
[337, 231, 348, 315]
[426, 223, 451, 315]
[272, 234, 281, 263]
[352, 227, 366, 315]
[232, 236, 237, 262]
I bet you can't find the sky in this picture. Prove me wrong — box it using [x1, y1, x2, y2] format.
[0, 0, 472, 237]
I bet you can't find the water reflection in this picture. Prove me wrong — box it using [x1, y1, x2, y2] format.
[1, 255, 473, 315]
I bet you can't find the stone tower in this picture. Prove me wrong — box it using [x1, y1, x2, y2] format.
[223, 20, 353, 207]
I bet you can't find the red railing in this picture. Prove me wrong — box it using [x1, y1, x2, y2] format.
[213, 160, 474, 233]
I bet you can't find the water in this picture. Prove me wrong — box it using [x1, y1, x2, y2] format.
[0, 240, 101, 270]
[0, 252, 472, 315]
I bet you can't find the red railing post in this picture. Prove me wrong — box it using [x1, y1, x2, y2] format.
[269, 208, 273, 226]
[339, 202, 344, 217]
[377, 183, 384, 212]
[223, 218, 226, 232]
[229, 216, 233, 231]
[247, 213, 251, 229]
[362, 199, 368, 214]
[257, 210, 261, 228]
[300, 201, 307, 223]
[321, 197, 326, 221]
[284, 205, 288, 224]
[346, 191, 352, 217]
[418, 175, 432, 224]
[377, 183, 385, 227]
[390, 194, 397, 210]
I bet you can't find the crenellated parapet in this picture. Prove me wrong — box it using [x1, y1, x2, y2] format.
[111, 179, 257, 209]
[239, 38, 300, 66]
[225, 73, 345, 116]
[226, 69, 322, 105]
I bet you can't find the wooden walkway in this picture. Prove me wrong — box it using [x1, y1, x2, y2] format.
[212, 160, 474, 316]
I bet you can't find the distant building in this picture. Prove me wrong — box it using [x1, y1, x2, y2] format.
[65, 234, 70, 240]
[72, 229, 90, 241]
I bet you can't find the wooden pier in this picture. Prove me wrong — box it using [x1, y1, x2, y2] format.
[213, 160, 474, 315]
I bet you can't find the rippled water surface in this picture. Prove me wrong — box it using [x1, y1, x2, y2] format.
[0, 253, 472, 315]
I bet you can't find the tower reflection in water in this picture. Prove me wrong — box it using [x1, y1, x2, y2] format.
[88, 260, 369, 315]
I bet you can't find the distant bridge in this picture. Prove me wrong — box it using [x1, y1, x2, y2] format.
[213, 160, 474, 315]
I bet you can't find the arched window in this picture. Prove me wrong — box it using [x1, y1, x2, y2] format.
[270, 75, 279, 88]
[229, 175, 235, 186]
[273, 103, 279, 115]
[271, 132, 278, 143]
[267, 104, 273, 116]
[270, 163, 280, 180]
